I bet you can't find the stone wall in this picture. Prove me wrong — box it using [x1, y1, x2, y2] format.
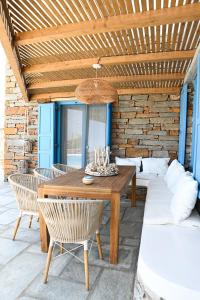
[4, 66, 38, 179]
[111, 94, 180, 160]
[4, 69, 182, 179]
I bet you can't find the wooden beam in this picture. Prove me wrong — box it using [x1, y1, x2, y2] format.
[30, 87, 180, 101]
[16, 3, 200, 46]
[24, 50, 194, 75]
[0, 1, 28, 100]
[30, 92, 75, 101]
[117, 87, 180, 95]
[184, 43, 200, 83]
[28, 73, 185, 90]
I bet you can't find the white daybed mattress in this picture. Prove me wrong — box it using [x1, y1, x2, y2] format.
[136, 173, 200, 299]
[138, 224, 200, 300]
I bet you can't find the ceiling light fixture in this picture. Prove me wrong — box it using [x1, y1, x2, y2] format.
[75, 62, 118, 104]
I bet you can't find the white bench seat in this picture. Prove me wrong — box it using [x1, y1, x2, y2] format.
[136, 173, 200, 299]
[138, 225, 200, 300]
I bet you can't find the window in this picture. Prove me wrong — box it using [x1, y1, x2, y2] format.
[38, 102, 112, 168]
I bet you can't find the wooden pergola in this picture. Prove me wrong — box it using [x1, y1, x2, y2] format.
[0, 0, 200, 102]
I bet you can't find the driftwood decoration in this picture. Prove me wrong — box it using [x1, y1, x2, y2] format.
[85, 147, 118, 176]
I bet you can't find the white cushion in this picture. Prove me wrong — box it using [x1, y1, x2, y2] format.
[144, 202, 173, 225]
[136, 172, 158, 181]
[115, 156, 142, 173]
[164, 159, 185, 193]
[142, 158, 170, 175]
[143, 174, 200, 227]
[170, 175, 198, 223]
[136, 172, 160, 187]
[174, 171, 193, 194]
[136, 178, 150, 187]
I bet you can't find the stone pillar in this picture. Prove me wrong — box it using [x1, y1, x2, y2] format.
[0, 44, 6, 181]
[4, 66, 38, 180]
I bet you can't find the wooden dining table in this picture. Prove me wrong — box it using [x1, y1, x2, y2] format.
[38, 165, 136, 264]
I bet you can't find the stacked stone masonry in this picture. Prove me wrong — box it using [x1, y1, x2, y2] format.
[111, 94, 180, 160]
[4, 67, 184, 179]
[4, 66, 38, 179]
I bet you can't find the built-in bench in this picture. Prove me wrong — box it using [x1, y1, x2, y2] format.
[134, 168, 200, 300]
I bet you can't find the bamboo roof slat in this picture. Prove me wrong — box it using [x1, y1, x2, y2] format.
[0, 0, 199, 100]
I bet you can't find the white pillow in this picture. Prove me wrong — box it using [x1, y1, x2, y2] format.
[174, 171, 193, 194]
[115, 157, 142, 173]
[142, 157, 170, 175]
[164, 159, 185, 192]
[170, 175, 198, 223]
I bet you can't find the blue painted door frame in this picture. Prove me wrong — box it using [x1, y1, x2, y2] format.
[38, 103, 55, 168]
[191, 76, 197, 170]
[178, 84, 188, 165]
[192, 54, 200, 197]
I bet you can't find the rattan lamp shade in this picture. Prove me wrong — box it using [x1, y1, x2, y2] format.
[75, 79, 118, 104]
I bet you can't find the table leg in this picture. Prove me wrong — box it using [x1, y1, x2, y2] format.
[39, 211, 50, 252]
[38, 188, 50, 253]
[110, 193, 120, 264]
[131, 173, 136, 207]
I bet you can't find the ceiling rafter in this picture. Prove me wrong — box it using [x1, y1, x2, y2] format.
[15, 3, 200, 46]
[30, 87, 180, 101]
[24, 50, 195, 75]
[28, 73, 185, 90]
[0, 0, 28, 100]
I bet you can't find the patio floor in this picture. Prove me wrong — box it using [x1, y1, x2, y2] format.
[0, 182, 145, 300]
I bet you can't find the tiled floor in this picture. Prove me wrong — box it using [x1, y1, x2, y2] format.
[0, 183, 145, 300]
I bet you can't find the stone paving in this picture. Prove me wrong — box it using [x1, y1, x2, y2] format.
[0, 183, 145, 300]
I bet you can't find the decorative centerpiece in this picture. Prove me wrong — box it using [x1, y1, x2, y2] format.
[85, 147, 118, 177]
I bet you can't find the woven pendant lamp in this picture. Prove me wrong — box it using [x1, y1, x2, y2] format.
[75, 64, 118, 104]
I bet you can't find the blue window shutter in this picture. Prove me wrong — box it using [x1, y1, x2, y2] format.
[106, 103, 112, 146]
[192, 54, 200, 197]
[191, 77, 197, 170]
[178, 84, 188, 165]
[38, 103, 55, 168]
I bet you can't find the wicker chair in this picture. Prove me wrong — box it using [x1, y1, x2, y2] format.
[8, 174, 41, 240]
[52, 163, 76, 175]
[34, 167, 61, 181]
[38, 198, 104, 290]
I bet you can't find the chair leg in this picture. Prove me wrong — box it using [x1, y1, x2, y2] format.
[83, 241, 89, 291]
[44, 240, 54, 284]
[60, 243, 64, 254]
[28, 215, 33, 228]
[12, 215, 22, 240]
[96, 232, 103, 260]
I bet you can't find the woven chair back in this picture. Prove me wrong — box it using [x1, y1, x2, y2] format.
[52, 164, 76, 175]
[8, 174, 39, 213]
[38, 198, 103, 243]
[34, 168, 61, 181]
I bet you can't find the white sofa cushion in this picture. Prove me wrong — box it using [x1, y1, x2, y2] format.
[137, 160, 200, 300]
[174, 171, 193, 194]
[170, 175, 198, 223]
[142, 158, 170, 176]
[164, 159, 185, 193]
[142, 175, 200, 227]
[138, 224, 200, 300]
[136, 172, 158, 187]
[115, 156, 142, 173]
